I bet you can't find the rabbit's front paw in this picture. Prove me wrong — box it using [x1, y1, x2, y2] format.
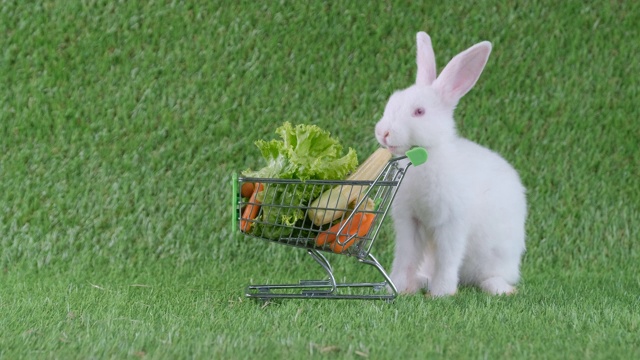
[390, 270, 420, 294]
[480, 277, 516, 295]
[428, 279, 458, 297]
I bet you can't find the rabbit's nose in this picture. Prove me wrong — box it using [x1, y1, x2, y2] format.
[382, 130, 390, 144]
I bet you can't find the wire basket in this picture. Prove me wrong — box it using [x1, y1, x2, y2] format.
[232, 148, 427, 300]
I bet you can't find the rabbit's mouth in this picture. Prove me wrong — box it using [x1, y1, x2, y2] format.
[385, 145, 406, 156]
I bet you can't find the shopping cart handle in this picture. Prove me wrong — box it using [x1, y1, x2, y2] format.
[231, 172, 238, 235]
[406, 147, 428, 166]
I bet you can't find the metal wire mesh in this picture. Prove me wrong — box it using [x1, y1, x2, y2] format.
[236, 158, 407, 259]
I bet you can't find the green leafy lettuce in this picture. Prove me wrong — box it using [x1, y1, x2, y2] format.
[242, 122, 358, 239]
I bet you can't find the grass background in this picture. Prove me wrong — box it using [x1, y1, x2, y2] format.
[1, 0, 639, 358]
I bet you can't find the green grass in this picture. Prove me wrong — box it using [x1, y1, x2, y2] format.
[1, 0, 639, 358]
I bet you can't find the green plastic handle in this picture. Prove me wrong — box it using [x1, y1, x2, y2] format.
[406, 147, 428, 166]
[231, 173, 238, 235]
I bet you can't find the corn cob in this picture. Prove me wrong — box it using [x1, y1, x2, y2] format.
[308, 148, 392, 226]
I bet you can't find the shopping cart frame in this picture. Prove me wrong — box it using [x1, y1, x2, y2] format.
[233, 148, 427, 301]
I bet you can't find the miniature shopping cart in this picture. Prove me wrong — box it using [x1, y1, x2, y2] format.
[232, 147, 427, 300]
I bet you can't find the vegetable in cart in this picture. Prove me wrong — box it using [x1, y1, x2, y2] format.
[307, 148, 392, 226]
[241, 122, 358, 239]
[315, 197, 377, 253]
[239, 182, 263, 233]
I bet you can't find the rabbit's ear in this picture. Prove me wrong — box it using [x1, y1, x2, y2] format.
[416, 32, 437, 86]
[434, 41, 492, 105]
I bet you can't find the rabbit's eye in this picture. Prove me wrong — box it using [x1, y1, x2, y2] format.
[413, 107, 425, 117]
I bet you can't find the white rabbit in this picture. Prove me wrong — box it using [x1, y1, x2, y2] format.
[375, 32, 527, 296]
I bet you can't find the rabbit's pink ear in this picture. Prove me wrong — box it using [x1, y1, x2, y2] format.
[416, 32, 437, 86]
[434, 41, 492, 105]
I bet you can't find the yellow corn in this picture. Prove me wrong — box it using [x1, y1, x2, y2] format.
[308, 148, 392, 225]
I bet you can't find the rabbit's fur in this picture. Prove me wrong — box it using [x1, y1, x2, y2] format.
[375, 32, 526, 296]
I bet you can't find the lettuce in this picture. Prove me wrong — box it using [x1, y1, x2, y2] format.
[243, 122, 358, 181]
[242, 122, 358, 239]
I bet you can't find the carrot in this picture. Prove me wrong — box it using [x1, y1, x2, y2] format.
[330, 212, 375, 253]
[240, 183, 264, 233]
[314, 226, 337, 247]
[314, 212, 376, 253]
[240, 182, 255, 198]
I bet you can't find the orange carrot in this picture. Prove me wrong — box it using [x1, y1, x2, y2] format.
[314, 225, 337, 247]
[330, 213, 375, 253]
[240, 182, 255, 198]
[240, 183, 264, 233]
[314, 212, 376, 253]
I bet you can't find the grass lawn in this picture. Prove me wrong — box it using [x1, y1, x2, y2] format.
[1, 1, 639, 359]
